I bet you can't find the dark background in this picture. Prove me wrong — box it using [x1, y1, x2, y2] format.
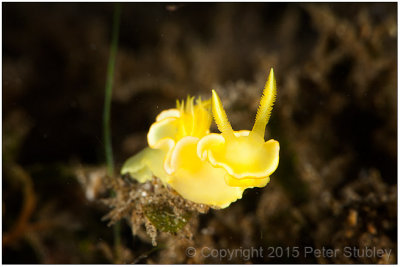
[3, 3, 397, 263]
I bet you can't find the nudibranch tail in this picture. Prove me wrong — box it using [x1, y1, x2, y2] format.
[251, 68, 277, 138]
[211, 90, 234, 137]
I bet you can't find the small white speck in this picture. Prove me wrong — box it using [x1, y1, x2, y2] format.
[143, 183, 151, 190]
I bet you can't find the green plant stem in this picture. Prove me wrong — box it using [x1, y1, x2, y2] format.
[104, 3, 121, 176]
[103, 3, 121, 263]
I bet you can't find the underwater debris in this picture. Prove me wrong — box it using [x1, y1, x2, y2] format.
[102, 176, 209, 246]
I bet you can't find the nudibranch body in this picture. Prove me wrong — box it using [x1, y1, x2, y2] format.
[122, 69, 280, 209]
[121, 97, 211, 184]
[198, 69, 279, 188]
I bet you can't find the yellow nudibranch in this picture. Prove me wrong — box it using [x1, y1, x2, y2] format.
[122, 69, 280, 208]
